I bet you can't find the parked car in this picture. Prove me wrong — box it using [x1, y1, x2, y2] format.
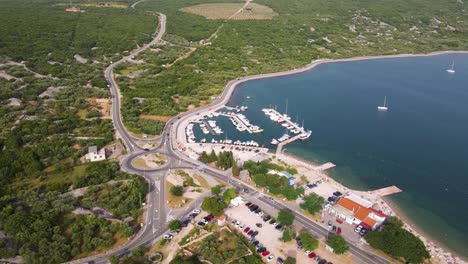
[257, 247, 266, 253]
[262, 251, 270, 257]
[254, 209, 261, 214]
[263, 215, 271, 222]
[248, 230, 254, 235]
[197, 221, 206, 226]
[267, 255, 274, 262]
[277, 257, 284, 264]
[305, 250, 312, 255]
[275, 224, 282, 229]
[257, 211, 264, 217]
[332, 225, 337, 232]
[337, 227, 342, 234]
[252, 240, 259, 245]
[318, 259, 328, 264]
[336, 218, 343, 224]
[354, 225, 362, 233]
[308, 252, 317, 258]
[163, 234, 173, 240]
[231, 219, 237, 225]
[256, 223, 263, 228]
[251, 230, 258, 237]
[245, 202, 252, 207]
[244, 227, 250, 233]
[192, 209, 201, 214]
[269, 219, 276, 224]
[359, 228, 368, 236]
[313, 256, 321, 261]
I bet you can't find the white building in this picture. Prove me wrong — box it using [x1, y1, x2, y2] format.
[86, 146, 106, 162]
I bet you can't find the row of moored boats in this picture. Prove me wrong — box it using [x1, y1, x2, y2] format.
[262, 108, 312, 145]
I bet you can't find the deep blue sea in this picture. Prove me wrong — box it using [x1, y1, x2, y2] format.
[194, 53, 468, 257]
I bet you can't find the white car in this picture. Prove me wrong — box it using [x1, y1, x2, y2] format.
[267, 255, 274, 262]
[304, 250, 311, 255]
[257, 212, 264, 217]
[239, 224, 245, 229]
[169, 231, 178, 236]
[192, 209, 201, 214]
[272, 222, 279, 227]
[163, 234, 173, 240]
[355, 225, 362, 233]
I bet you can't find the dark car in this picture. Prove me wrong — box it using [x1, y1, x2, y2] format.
[197, 221, 206, 226]
[275, 224, 283, 230]
[254, 209, 261, 214]
[245, 202, 252, 207]
[269, 219, 276, 224]
[252, 240, 259, 245]
[248, 230, 254, 235]
[256, 247, 266, 253]
[333, 191, 343, 197]
[244, 227, 250, 233]
[144, 148, 150, 151]
[332, 225, 337, 232]
[318, 259, 328, 264]
[277, 257, 284, 264]
[359, 228, 368, 236]
[263, 215, 271, 222]
[256, 223, 263, 228]
[250, 206, 259, 211]
[251, 231, 258, 237]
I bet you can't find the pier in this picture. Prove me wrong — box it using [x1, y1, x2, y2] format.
[370, 186, 402, 197]
[264, 108, 312, 153]
[276, 134, 302, 154]
[314, 162, 336, 171]
[202, 121, 216, 135]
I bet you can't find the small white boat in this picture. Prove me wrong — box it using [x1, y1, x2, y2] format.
[447, 61, 455, 74]
[271, 139, 279, 145]
[377, 96, 388, 111]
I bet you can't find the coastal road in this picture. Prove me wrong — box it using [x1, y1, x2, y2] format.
[77, 3, 388, 263]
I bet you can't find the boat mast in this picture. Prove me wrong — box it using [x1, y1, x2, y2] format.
[384, 96, 387, 107]
[285, 98, 288, 115]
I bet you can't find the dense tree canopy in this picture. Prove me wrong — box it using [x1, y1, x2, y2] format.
[365, 217, 429, 263]
[327, 234, 349, 254]
[278, 210, 294, 226]
[300, 194, 325, 215]
[299, 231, 319, 251]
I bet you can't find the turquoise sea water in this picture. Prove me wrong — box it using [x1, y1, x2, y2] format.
[219, 54, 468, 257]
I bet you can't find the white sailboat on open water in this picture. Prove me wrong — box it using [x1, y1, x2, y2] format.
[447, 61, 455, 74]
[377, 96, 388, 111]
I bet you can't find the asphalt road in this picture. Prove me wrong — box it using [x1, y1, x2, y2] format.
[75, 4, 389, 264]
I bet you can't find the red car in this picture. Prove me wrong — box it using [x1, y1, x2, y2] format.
[337, 227, 342, 234]
[244, 227, 250, 233]
[207, 215, 214, 220]
[261, 251, 270, 256]
[336, 218, 343, 224]
[308, 252, 316, 258]
[248, 230, 254, 235]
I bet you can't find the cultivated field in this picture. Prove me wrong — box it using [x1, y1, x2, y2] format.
[181, 3, 277, 20]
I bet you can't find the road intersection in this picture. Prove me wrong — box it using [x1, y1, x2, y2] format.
[74, 9, 390, 264]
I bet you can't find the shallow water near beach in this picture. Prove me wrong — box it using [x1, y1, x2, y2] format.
[220, 53, 468, 258]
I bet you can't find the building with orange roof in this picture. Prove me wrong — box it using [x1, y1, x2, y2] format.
[217, 214, 226, 226]
[329, 196, 387, 230]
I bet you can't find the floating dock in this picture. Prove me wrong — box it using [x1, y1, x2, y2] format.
[276, 134, 302, 154]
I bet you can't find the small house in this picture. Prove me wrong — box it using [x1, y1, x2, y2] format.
[86, 146, 106, 162]
[217, 215, 226, 226]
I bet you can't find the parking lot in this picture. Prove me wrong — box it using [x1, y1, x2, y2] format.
[225, 202, 358, 264]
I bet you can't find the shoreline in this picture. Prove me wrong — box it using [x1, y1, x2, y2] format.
[207, 50, 468, 263]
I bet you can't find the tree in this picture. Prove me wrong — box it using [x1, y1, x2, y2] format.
[201, 197, 226, 216]
[222, 188, 236, 204]
[299, 231, 319, 251]
[278, 210, 294, 226]
[284, 257, 296, 264]
[211, 185, 222, 195]
[170, 185, 184, 196]
[109, 255, 120, 264]
[168, 220, 182, 231]
[200, 151, 210, 163]
[365, 217, 429, 263]
[232, 161, 240, 176]
[209, 150, 217, 162]
[282, 228, 295, 242]
[300, 193, 325, 215]
[327, 234, 349, 254]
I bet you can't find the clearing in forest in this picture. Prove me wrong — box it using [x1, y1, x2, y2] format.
[181, 3, 277, 20]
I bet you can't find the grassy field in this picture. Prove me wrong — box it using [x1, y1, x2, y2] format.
[181, 3, 277, 20]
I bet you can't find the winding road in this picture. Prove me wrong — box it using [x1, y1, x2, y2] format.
[75, 5, 390, 264]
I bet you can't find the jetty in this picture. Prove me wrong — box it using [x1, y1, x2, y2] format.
[314, 162, 336, 171]
[370, 186, 402, 197]
[276, 134, 302, 154]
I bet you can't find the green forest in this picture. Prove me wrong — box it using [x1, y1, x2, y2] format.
[0, 0, 156, 262]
